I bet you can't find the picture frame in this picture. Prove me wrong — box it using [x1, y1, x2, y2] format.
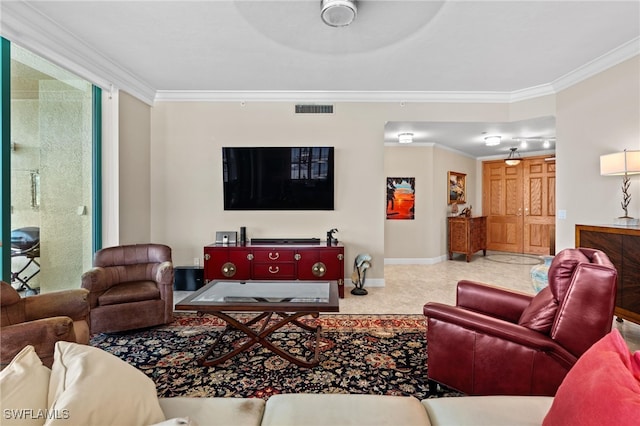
[448, 171, 466, 205]
[386, 177, 415, 220]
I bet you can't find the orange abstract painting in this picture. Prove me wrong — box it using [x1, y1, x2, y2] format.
[386, 177, 415, 220]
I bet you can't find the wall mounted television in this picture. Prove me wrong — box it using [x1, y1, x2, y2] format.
[222, 146, 335, 210]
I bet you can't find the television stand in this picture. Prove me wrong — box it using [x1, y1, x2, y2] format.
[204, 242, 346, 297]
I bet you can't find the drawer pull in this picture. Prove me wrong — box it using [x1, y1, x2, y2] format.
[312, 262, 327, 277]
[204, 253, 211, 261]
[268, 266, 280, 274]
[221, 262, 236, 277]
[337, 254, 344, 261]
[269, 252, 280, 260]
[295, 253, 301, 261]
[247, 253, 254, 261]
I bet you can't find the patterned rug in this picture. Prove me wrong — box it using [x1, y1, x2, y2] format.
[90, 313, 460, 400]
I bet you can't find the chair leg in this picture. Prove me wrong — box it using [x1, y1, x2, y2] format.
[427, 379, 440, 396]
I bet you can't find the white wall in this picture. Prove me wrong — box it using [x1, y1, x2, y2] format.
[145, 100, 557, 281]
[119, 91, 151, 244]
[111, 57, 640, 283]
[384, 144, 478, 262]
[555, 56, 640, 250]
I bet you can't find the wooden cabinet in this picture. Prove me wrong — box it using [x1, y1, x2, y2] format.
[204, 243, 346, 297]
[576, 224, 640, 324]
[448, 216, 487, 262]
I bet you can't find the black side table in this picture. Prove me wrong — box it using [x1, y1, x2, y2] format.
[173, 266, 204, 291]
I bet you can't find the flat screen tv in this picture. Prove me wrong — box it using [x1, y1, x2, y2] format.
[223, 146, 335, 210]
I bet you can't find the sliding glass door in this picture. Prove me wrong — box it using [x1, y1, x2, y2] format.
[2, 40, 100, 293]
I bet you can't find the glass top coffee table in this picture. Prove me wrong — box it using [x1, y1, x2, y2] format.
[175, 280, 339, 368]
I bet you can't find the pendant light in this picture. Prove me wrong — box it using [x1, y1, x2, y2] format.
[505, 147, 522, 166]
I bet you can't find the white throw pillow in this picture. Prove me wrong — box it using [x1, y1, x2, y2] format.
[151, 418, 198, 426]
[0, 345, 51, 426]
[46, 341, 165, 426]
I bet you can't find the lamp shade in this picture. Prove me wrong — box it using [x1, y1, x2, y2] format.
[600, 150, 640, 176]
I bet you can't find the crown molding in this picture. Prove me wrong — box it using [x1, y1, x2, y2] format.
[2, 2, 638, 106]
[0, 1, 156, 105]
[551, 37, 640, 93]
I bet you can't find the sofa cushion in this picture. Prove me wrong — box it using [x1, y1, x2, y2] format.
[98, 281, 160, 306]
[0, 345, 51, 426]
[422, 395, 553, 426]
[46, 341, 165, 426]
[261, 394, 431, 426]
[159, 397, 265, 426]
[543, 329, 640, 426]
[518, 286, 558, 333]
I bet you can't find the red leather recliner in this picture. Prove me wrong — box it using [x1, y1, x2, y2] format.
[423, 248, 617, 396]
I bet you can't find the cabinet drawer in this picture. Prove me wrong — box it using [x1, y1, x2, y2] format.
[252, 249, 296, 262]
[253, 263, 296, 279]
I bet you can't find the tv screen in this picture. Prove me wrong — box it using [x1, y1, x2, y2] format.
[223, 147, 335, 210]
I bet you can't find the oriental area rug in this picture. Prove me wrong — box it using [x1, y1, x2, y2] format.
[90, 313, 460, 400]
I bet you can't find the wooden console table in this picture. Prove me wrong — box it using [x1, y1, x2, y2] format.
[448, 216, 487, 262]
[204, 242, 345, 297]
[576, 224, 640, 325]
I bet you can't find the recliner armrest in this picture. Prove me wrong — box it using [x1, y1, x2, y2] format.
[24, 289, 90, 322]
[456, 280, 533, 323]
[423, 302, 576, 368]
[155, 261, 174, 287]
[0, 317, 76, 368]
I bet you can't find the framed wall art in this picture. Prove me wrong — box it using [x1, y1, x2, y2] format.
[448, 171, 466, 205]
[386, 177, 415, 220]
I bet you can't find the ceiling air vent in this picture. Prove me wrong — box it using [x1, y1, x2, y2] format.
[295, 104, 334, 114]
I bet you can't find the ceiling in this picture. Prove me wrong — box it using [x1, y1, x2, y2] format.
[2, 1, 639, 158]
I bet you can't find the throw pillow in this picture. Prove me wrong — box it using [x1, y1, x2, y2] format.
[151, 418, 198, 426]
[543, 329, 640, 426]
[518, 286, 558, 334]
[46, 341, 165, 426]
[0, 345, 51, 426]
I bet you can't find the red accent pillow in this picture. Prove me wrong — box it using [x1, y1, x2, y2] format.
[518, 286, 558, 334]
[543, 329, 640, 426]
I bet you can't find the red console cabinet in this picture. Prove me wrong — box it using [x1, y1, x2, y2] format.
[203, 242, 346, 297]
[204, 245, 252, 281]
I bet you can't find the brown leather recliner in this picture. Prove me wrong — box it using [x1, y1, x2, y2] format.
[423, 248, 618, 396]
[81, 244, 174, 334]
[0, 281, 90, 368]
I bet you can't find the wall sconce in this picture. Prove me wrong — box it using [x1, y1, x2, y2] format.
[504, 147, 522, 166]
[600, 149, 640, 224]
[398, 133, 413, 144]
[484, 136, 501, 146]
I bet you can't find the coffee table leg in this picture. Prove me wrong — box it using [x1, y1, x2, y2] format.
[198, 311, 323, 368]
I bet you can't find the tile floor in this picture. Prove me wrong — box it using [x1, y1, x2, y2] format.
[174, 251, 640, 352]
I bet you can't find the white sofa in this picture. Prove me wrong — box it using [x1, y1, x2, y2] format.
[1, 329, 638, 426]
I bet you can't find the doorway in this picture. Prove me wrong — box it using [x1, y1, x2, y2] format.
[5, 43, 96, 292]
[482, 156, 556, 255]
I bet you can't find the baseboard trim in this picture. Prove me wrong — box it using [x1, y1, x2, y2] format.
[384, 256, 447, 265]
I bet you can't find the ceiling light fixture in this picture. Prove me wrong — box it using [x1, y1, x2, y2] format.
[321, 0, 357, 27]
[398, 133, 413, 144]
[485, 136, 501, 146]
[505, 147, 522, 166]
